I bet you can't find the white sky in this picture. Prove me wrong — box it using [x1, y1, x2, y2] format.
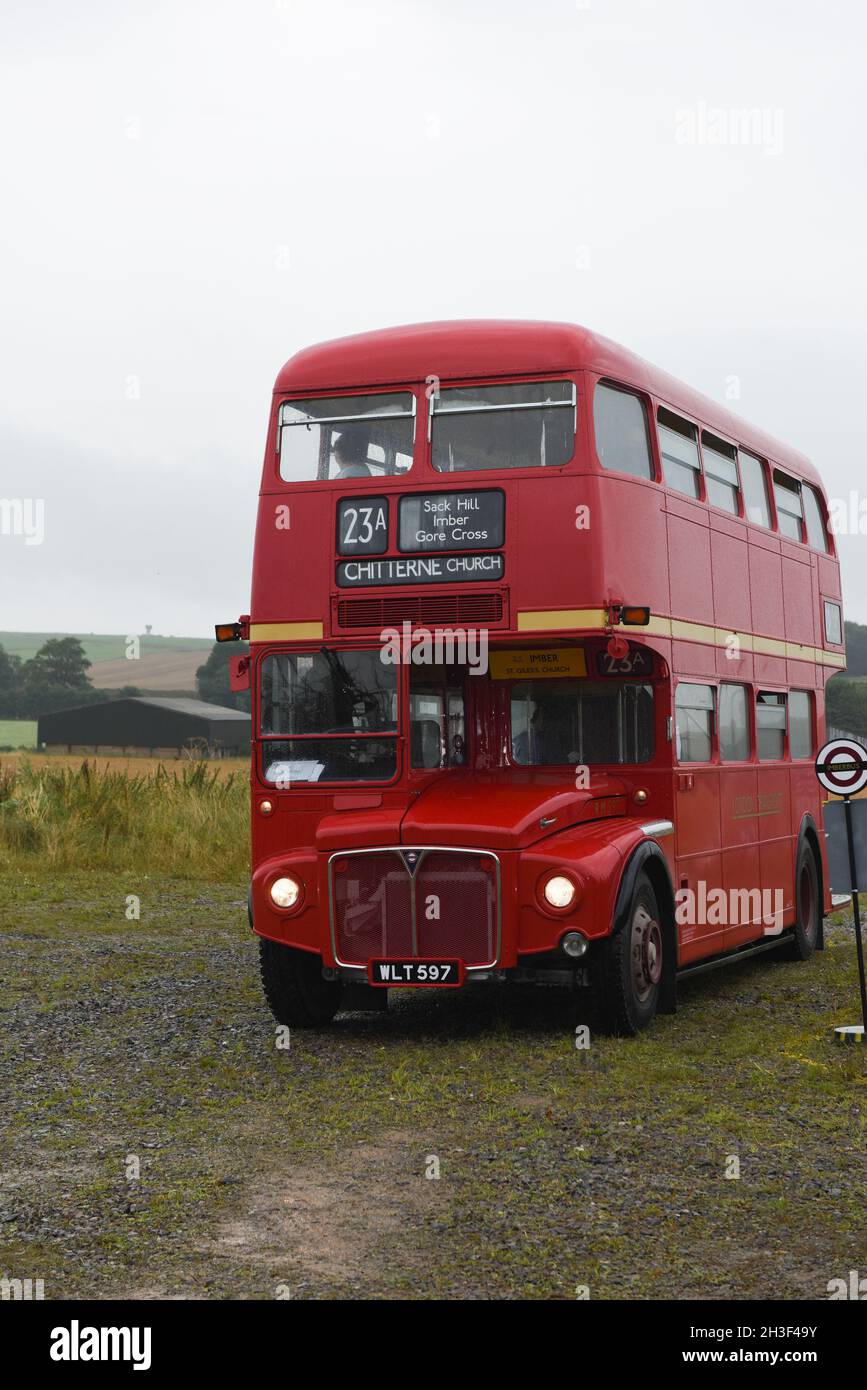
[1, 0, 865, 637]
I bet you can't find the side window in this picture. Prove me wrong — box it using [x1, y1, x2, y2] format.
[802, 484, 829, 553]
[593, 383, 653, 479]
[676, 683, 714, 762]
[702, 434, 740, 515]
[658, 409, 701, 499]
[756, 691, 786, 760]
[719, 683, 750, 761]
[823, 599, 843, 645]
[773, 472, 803, 541]
[789, 690, 813, 759]
[738, 450, 772, 528]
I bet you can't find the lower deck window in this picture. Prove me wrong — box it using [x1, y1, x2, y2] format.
[756, 692, 786, 760]
[788, 690, 813, 759]
[676, 683, 714, 762]
[719, 683, 749, 761]
[510, 680, 653, 765]
[410, 666, 466, 769]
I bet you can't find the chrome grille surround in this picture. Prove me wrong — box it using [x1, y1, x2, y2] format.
[328, 845, 501, 971]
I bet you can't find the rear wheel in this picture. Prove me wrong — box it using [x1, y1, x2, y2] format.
[259, 939, 343, 1026]
[596, 871, 663, 1035]
[784, 841, 821, 961]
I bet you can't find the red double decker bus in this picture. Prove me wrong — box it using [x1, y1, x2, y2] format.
[220, 320, 845, 1034]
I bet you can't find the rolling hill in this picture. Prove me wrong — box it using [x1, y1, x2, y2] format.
[0, 632, 213, 693]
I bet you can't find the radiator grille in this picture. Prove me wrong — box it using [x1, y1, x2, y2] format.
[336, 593, 504, 629]
[330, 848, 499, 968]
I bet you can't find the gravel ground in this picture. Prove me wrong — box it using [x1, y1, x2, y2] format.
[1, 870, 866, 1300]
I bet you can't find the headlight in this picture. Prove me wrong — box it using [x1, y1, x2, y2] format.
[270, 875, 301, 910]
[543, 874, 576, 910]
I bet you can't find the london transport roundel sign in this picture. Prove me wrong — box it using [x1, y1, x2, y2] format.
[815, 738, 867, 797]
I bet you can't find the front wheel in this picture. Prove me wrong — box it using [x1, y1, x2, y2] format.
[259, 939, 343, 1026]
[596, 871, 664, 1035]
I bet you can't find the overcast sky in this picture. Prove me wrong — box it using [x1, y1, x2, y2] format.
[1, 0, 865, 637]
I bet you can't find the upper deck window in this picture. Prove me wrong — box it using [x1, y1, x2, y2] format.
[658, 409, 701, 499]
[802, 483, 829, 552]
[701, 433, 740, 515]
[430, 380, 575, 473]
[278, 393, 415, 483]
[738, 449, 771, 528]
[593, 382, 653, 479]
[773, 472, 803, 541]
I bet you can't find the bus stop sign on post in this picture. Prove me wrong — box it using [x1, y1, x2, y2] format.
[817, 737, 867, 1042]
[815, 738, 867, 797]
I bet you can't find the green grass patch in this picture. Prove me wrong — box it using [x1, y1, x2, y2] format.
[0, 719, 37, 749]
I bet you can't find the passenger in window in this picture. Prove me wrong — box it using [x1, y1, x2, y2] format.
[332, 428, 372, 478]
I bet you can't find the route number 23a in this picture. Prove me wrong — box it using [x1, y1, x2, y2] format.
[338, 499, 388, 553]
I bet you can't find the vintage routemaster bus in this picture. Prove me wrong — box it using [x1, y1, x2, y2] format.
[219, 320, 845, 1033]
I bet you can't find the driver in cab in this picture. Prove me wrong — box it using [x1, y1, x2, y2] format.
[512, 701, 575, 765]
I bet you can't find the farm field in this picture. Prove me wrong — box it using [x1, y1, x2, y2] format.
[86, 652, 206, 691]
[0, 632, 214, 664]
[1, 870, 865, 1301]
[0, 753, 248, 779]
[0, 720, 37, 749]
[0, 632, 213, 692]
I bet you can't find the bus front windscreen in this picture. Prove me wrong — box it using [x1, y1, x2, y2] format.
[260, 649, 398, 784]
[510, 680, 654, 766]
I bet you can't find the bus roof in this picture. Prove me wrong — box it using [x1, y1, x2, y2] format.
[275, 320, 820, 488]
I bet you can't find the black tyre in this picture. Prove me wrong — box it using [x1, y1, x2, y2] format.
[259, 939, 343, 1026]
[596, 871, 663, 1035]
[784, 841, 821, 961]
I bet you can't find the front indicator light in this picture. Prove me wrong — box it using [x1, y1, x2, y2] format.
[543, 874, 576, 910]
[270, 875, 301, 910]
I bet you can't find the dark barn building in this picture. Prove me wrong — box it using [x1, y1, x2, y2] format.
[38, 697, 251, 758]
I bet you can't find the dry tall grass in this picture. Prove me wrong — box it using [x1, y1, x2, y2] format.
[0, 759, 249, 878]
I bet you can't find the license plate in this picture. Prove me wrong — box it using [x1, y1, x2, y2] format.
[368, 959, 464, 987]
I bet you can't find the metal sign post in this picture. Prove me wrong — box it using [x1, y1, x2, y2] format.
[816, 738, 867, 1042]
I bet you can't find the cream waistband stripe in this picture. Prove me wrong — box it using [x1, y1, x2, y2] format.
[516, 610, 845, 668]
[249, 621, 324, 642]
[248, 612, 845, 669]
